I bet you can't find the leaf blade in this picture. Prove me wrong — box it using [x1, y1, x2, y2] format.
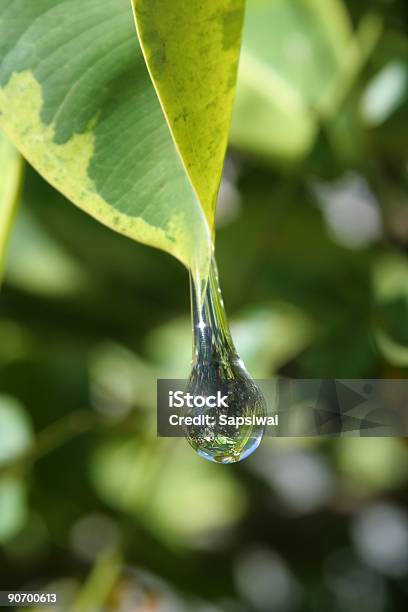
[0, 0, 212, 273]
[132, 0, 245, 227]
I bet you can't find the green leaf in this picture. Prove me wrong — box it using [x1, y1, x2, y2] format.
[231, 0, 381, 161]
[0, 477, 27, 543]
[0, 130, 23, 283]
[132, 0, 245, 228]
[336, 439, 408, 494]
[0, 397, 32, 545]
[0, 0, 212, 274]
[6, 208, 87, 297]
[0, 395, 33, 466]
[373, 254, 408, 366]
[90, 437, 246, 546]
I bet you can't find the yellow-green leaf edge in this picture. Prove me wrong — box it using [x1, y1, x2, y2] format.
[0, 71, 204, 273]
[132, 0, 246, 231]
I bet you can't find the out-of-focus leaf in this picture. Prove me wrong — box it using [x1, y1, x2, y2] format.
[361, 61, 408, 126]
[336, 438, 408, 494]
[372, 254, 408, 366]
[132, 0, 245, 232]
[0, 1, 211, 275]
[0, 477, 27, 543]
[231, 0, 381, 161]
[89, 341, 157, 415]
[144, 317, 191, 379]
[231, 49, 316, 160]
[0, 130, 23, 283]
[232, 305, 313, 377]
[6, 208, 86, 297]
[90, 438, 246, 546]
[357, 30, 408, 162]
[0, 395, 32, 466]
[72, 550, 121, 612]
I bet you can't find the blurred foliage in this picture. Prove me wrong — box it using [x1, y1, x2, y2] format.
[0, 0, 408, 610]
[0, 132, 22, 283]
[231, 0, 381, 160]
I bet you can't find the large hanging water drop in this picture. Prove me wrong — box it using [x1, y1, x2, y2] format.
[182, 256, 266, 464]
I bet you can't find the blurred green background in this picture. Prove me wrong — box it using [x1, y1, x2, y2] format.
[0, 0, 408, 609]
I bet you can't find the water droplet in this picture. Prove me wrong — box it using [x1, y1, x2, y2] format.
[182, 256, 266, 464]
